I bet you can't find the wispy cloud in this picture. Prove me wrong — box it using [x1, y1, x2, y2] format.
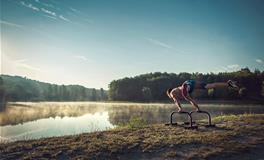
[35, 0, 56, 9]
[3, 54, 41, 72]
[216, 64, 241, 73]
[1, 19, 57, 40]
[19, 0, 60, 21]
[16, 0, 83, 25]
[145, 37, 172, 49]
[73, 55, 90, 62]
[227, 64, 240, 69]
[83, 18, 94, 24]
[41, 8, 56, 16]
[0, 20, 24, 28]
[17, 0, 86, 25]
[14, 59, 41, 71]
[14, 59, 28, 63]
[59, 15, 71, 23]
[69, 7, 81, 14]
[256, 59, 263, 64]
[43, 15, 57, 20]
[220, 66, 228, 71]
[67, 6, 93, 24]
[20, 1, 40, 11]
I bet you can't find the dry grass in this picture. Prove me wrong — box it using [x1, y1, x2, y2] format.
[1, 114, 264, 160]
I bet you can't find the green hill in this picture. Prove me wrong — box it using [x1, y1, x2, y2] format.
[0, 75, 108, 102]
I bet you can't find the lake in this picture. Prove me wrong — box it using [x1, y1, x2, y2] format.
[0, 102, 263, 142]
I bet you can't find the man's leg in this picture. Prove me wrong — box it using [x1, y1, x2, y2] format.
[205, 80, 239, 90]
[172, 97, 183, 112]
[205, 82, 228, 89]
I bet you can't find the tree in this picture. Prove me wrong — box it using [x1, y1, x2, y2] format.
[142, 87, 152, 101]
[0, 77, 6, 111]
[108, 69, 264, 102]
[91, 88, 97, 101]
[100, 88, 107, 101]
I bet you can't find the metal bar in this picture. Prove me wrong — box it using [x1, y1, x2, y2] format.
[170, 111, 193, 127]
[190, 110, 213, 126]
[170, 111, 177, 124]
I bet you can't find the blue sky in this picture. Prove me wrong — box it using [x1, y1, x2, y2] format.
[1, 0, 264, 89]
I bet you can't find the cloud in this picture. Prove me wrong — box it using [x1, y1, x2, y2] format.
[216, 64, 241, 73]
[41, 8, 56, 16]
[43, 15, 57, 20]
[227, 64, 240, 69]
[14, 59, 41, 71]
[20, 1, 40, 11]
[0, 20, 24, 28]
[2, 54, 41, 73]
[14, 59, 28, 63]
[59, 15, 71, 22]
[214, 66, 229, 73]
[145, 37, 172, 49]
[18, 0, 81, 25]
[73, 55, 90, 61]
[68, 7, 94, 24]
[1, 19, 57, 41]
[83, 18, 94, 24]
[220, 66, 228, 71]
[20, 1, 58, 19]
[69, 7, 81, 14]
[35, 0, 55, 9]
[256, 59, 263, 64]
[17, 0, 79, 25]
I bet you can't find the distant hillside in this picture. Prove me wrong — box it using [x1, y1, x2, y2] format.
[0, 75, 108, 102]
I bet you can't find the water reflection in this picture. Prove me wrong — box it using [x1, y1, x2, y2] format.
[0, 112, 114, 142]
[0, 102, 107, 126]
[107, 104, 264, 124]
[0, 102, 263, 142]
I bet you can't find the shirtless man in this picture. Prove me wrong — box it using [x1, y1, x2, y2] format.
[166, 80, 239, 112]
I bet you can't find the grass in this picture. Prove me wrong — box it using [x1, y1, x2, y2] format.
[1, 114, 264, 160]
[116, 116, 147, 129]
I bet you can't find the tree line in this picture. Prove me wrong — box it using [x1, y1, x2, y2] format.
[1, 67, 264, 109]
[0, 75, 108, 103]
[108, 68, 264, 102]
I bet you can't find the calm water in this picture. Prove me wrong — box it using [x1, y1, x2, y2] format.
[0, 102, 263, 142]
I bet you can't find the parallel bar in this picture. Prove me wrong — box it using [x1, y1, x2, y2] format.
[190, 110, 215, 127]
[170, 111, 194, 128]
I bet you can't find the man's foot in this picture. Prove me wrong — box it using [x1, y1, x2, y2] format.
[227, 80, 239, 90]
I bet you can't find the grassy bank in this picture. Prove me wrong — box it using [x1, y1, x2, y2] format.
[1, 114, 264, 160]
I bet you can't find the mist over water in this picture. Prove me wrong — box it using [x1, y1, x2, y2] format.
[0, 102, 263, 142]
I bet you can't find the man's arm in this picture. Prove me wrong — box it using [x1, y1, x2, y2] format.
[183, 94, 200, 111]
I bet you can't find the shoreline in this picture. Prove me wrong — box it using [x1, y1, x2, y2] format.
[6, 99, 264, 105]
[1, 114, 264, 159]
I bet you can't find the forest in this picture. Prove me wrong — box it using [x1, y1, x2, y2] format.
[0, 75, 108, 102]
[108, 68, 264, 102]
[0, 68, 264, 106]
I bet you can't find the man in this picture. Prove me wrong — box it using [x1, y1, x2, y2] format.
[166, 80, 239, 112]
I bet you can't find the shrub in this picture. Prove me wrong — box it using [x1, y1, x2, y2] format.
[127, 116, 147, 128]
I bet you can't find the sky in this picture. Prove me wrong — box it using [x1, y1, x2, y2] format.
[1, 0, 264, 89]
